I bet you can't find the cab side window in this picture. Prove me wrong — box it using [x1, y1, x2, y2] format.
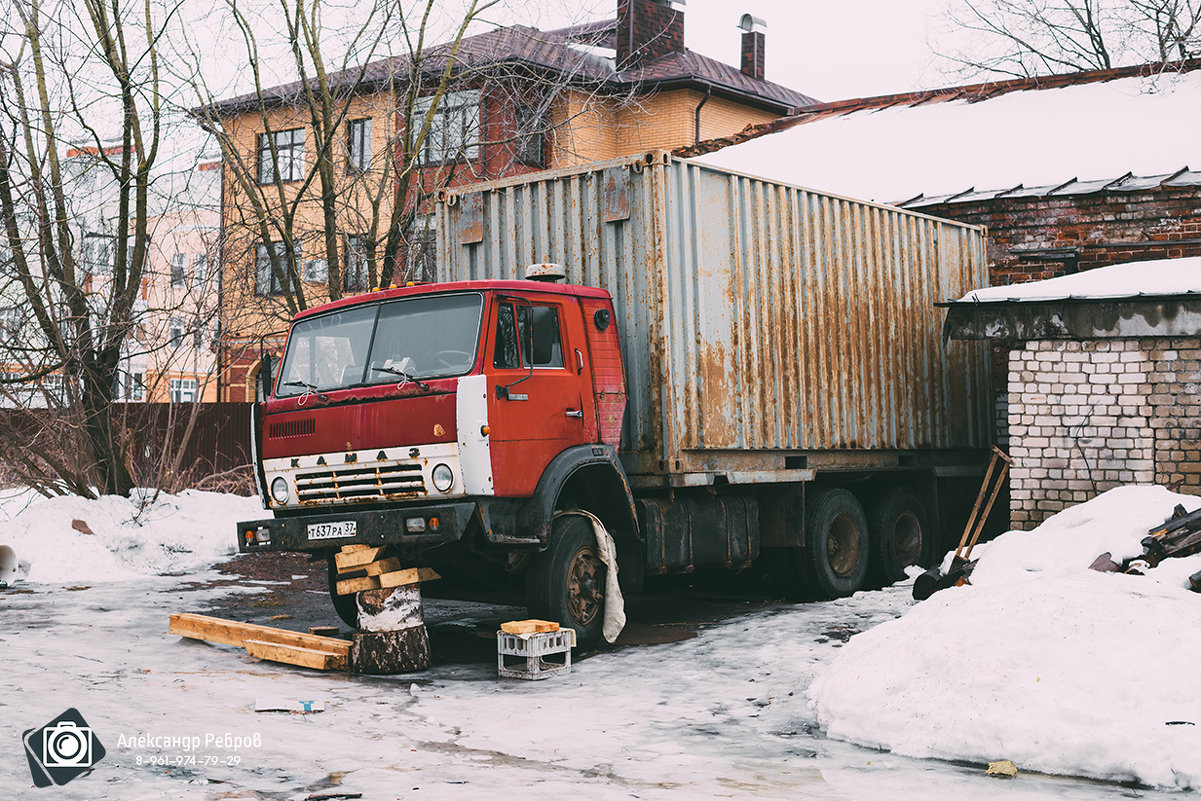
[494, 303, 520, 369]
[493, 301, 564, 369]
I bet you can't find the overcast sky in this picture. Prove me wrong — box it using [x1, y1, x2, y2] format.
[511, 0, 955, 101]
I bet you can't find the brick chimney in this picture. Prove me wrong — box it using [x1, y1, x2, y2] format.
[617, 0, 686, 69]
[738, 14, 766, 81]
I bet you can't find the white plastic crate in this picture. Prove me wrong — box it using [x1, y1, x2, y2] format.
[497, 629, 576, 680]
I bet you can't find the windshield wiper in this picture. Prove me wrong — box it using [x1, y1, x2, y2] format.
[371, 365, 431, 391]
[282, 379, 330, 402]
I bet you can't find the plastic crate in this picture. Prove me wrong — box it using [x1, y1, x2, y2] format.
[497, 629, 576, 680]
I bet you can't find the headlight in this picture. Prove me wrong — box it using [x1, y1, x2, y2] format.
[431, 463, 454, 493]
[270, 477, 290, 504]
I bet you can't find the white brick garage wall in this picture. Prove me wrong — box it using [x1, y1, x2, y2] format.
[1008, 338, 1201, 528]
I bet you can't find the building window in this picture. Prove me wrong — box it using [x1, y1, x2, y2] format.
[406, 216, 436, 283]
[413, 89, 481, 165]
[0, 306, 20, 336]
[348, 118, 372, 172]
[84, 233, 115, 274]
[255, 241, 298, 296]
[192, 253, 208, 288]
[169, 317, 185, 347]
[515, 104, 546, 167]
[127, 372, 145, 401]
[42, 374, 66, 403]
[170, 253, 186, 287]
[304, 258, 328, 283]
[257, 128, 306, 184]
[170, 378, 197, 403]
[344, 234, 369, 292]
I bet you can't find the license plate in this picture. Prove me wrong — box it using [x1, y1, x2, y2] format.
[306, 520, 357, 541]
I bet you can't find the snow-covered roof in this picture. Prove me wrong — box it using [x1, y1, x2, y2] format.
[691, 63, 1201, 205]
[958, 256, 1201, 303]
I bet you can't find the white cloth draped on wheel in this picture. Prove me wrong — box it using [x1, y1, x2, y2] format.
[555, 510, 626, 643]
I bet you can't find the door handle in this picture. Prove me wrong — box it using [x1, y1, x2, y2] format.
[565, 409, 583, 418]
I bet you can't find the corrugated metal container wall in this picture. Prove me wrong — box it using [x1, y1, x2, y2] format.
[437, 152, 991, 477]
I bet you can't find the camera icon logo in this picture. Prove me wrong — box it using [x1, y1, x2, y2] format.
[23, 708, 106, 787]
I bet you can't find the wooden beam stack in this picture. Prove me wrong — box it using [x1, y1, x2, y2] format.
[169, 613, 350, 671]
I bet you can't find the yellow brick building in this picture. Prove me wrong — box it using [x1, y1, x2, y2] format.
[208, 0, 815, 401]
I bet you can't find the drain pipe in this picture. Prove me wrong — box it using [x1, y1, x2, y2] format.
[693, 84, 712, 144]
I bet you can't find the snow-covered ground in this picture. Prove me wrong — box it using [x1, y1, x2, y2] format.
[0, 487, 262, 583]
[812, 486, 1201, 791]
[2, 487, 1199, 798]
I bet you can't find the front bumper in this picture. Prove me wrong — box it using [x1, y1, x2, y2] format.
[237, 501, 477, 553]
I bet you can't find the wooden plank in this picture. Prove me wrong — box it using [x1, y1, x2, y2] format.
[500, 619, 560, 635]
[334, 546, 387, 571]
[361, 557, 405, 577]
[308, 626, 340, 637]
[169, 613, 350, 655]
[335, 575, 381, 595]
[243, 639, 348, 671]
[336, 567, 440, 595]
[378, 567, 441, 589]
[340, 544, 372, 553]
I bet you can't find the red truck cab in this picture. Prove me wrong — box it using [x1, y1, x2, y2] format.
[240, 274, 635, 644]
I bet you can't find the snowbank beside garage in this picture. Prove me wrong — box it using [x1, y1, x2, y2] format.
[809, 486, 1201, 789]
[0, 489, 263, 583]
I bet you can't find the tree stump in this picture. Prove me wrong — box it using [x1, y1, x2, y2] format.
[350, 585, 430, 674]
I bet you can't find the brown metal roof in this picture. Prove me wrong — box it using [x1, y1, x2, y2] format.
[899, 168, 1201, 209]
[208, 18, 815, 117]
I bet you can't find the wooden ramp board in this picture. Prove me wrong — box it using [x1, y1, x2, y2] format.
[169, 613, 350, 655]
[335, 567, 440, 596]
[243, 639, 348, 671]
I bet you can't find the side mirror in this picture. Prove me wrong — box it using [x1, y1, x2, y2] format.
[257, 353, 275, 401]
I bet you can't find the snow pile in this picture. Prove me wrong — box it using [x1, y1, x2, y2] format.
[0, 489, 263, 583]
[810, 486, 1201, 789]
[695, 70, 1201, 203]
[957, 256, 1201, 303]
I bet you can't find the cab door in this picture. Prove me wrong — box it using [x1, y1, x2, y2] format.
[487, 294, 589, 495]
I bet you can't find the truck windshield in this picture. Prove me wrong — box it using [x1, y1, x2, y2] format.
[275, 292, 484, 397]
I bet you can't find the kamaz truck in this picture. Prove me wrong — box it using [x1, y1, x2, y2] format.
[237, 152, 993, 646]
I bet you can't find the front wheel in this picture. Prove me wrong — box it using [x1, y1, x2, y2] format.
[525, 514, 606, 648]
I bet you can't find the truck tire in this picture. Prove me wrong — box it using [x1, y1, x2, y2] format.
[869, 487, 931, 585]
[526, 514, 606, 648]
[802, 488, 869, 599]
[326, 552, 358, 629]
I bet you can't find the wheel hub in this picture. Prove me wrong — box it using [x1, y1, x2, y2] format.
[566, 546, 603, 626]
[827, 513, 861, 577]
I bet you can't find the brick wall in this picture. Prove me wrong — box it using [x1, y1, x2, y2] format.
[920, 186, 1201, 288]
[1008, 337, 1201, 528]
[617, 0, 685, 66]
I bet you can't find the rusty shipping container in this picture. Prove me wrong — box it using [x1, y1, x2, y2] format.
[437, 151, 991, 482]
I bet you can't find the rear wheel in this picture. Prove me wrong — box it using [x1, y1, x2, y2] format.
[801, 488, 870, 599]
[326, 552, 358, 629]
[526, 514, 606, 648]
[869, 487, 932, 585]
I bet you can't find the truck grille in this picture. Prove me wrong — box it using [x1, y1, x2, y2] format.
[295, 463, 426, 503]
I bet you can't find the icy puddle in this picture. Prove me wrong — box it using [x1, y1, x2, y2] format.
[1, 569, 1191, 800]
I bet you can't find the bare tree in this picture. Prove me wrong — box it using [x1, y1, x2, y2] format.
[0, 0, 186, 497]
[181, 0, 628, 343]
[941, 0, 1201, 78]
